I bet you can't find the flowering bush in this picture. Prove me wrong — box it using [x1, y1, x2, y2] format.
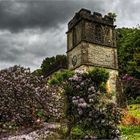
[65, 69, 122, 139]
[122, 74, 140, 101]
[0, 65, 64, 129]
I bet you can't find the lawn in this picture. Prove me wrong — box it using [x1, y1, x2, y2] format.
[120, 125, 140, 140]
[120, 104, 140, 140]
[128, 104, 140, 118]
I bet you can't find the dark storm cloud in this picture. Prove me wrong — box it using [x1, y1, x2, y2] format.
[0, 0, 104, 32]
[0, 31, 25, 62]
[0, 27, 67, 70]
[0, 0, 139, 32]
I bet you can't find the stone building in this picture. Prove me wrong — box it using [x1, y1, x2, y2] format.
[66, 9, 118, 93]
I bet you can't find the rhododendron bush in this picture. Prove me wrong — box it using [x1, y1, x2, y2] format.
[65, 70, 122, 139]
[122, 74, 140, 101]
[0, 65, 64, 128]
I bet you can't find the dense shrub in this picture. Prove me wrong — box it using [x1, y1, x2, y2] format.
[65, 69, 122, 139]
[88, 68, 109, 92]
[70, 125, 85, 139]
[0, 65, 64, 128]
[48, 70, 74, 85]
[88, 68, 109, 85]
[32, 68, 42, 76]
[129, 96, 140, 104]
[122, 74, 140, 101]
[128, 96, 140, 104]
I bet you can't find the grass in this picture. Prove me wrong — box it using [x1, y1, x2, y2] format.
[128, 104, 140, 118]
[119, 104, 140, 140]
[119, 125, 140, 140]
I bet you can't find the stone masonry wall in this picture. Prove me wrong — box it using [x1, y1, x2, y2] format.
[88, 43, 118, 69]
[75, 65, 118, 94]
[68, 43, 82, 69]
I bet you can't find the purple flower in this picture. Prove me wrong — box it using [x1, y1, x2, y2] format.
[78, 102, 87, 108]
[79, 98, 85, 103]
[76, 85, 80, 89]
[72, 99, 78, 105]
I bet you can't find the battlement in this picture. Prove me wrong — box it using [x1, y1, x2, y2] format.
[68, 8, 114, 30]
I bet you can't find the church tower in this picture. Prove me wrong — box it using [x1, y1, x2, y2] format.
[67, 9, 118, 93]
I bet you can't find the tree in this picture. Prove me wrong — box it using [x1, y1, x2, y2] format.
[107, 12, 117, 22]
[117, 27, 140, 78]
[40, 55, 67, 76]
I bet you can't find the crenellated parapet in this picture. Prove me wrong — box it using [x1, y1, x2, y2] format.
[68, 8, 114, 31]
[67, 9, 116, 52]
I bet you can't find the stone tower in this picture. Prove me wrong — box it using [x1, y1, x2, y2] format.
[67, 9, 118, 93]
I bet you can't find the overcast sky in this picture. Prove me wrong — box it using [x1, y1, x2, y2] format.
[0, 0, 140, 71]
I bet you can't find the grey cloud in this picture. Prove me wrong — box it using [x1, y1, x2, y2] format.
[0, 36, 23, 62]
[0, 0, 104, 32]
[0, 26, 67, 70]
[0, 0, 139, 32]
[103, 0, 140, 27]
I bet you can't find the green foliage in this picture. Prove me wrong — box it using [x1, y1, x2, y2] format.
[119, 125, 140, 140]
[41, 56, 55, 74]
[128, 104, 140, 118]
[117, 28, 140, 105]
[41, 55, 67, 76]
[135, 96, 140, 104]
[88, 68, 109, 91]
[36, 110, 45, 118]
[117, 28, 140, 78]
[49, 77, 59, 85]
[48, 70, 74, 85]
[128, 96, 140, 105]
[70, 125, 98, 139]
[70, 125, 85, 139]
[88, 68, 109, 84]
[107, 12, 117, 21]
[32, 69, 42, 76]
